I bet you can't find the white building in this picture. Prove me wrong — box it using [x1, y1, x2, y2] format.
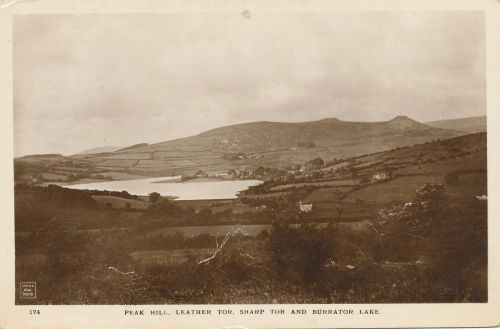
[373, 171, 389, 181]
[299, 203, 313, 212]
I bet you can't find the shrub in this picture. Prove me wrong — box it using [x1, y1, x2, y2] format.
[148, 192, 161, 203]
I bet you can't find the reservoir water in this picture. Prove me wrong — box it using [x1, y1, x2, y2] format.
[65, 176, 262, 200]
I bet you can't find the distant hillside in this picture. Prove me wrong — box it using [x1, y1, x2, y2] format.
[74, 146, 123, 155]
[65, 116, 462, 177]
[16, 116, 469, 183]
[115, 143, 150, 152]
[425, 116, 486, 134]
[250, 131, 487, 221]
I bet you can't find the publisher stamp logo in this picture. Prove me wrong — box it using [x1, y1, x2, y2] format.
[20, 282, 36, 299]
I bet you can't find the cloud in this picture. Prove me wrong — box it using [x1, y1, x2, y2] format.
[14, 12, 485, 156]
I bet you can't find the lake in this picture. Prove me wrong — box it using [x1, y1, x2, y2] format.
[65, 176, 262, 200]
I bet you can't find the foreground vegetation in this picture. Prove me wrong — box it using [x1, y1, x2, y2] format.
[15, 183, 486, 304]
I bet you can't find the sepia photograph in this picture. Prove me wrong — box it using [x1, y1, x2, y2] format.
[11, 10, 489, 307]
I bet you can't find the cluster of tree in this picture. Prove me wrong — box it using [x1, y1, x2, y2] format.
[228, 166, 290, 181]
[304, 157, 324, 171]
[89, 189, 139, 200]
[15, 184, 98, 230]
[180, 170, 225, 182]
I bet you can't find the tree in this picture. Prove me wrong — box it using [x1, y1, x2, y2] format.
[305, 157, 324, 170]
[254, 166, 266, 176]
[149, 192, 161, 204]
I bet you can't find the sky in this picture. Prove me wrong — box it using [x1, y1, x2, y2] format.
[14, 12, 485, 156]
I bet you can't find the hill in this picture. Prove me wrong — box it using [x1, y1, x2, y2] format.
[15, 116, 469, 184]
[68, 116, 462, 177]
[243, 132, 487, 221]
[425, 115, 486, 133]
[74, 146, 123, 155]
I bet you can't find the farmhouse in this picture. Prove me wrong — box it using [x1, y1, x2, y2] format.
[373, 171, 389, 181]
[299, 202, 313, 212]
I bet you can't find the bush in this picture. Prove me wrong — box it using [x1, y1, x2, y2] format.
[305, 157, 324, 170]
[149, 192, 161, 203]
